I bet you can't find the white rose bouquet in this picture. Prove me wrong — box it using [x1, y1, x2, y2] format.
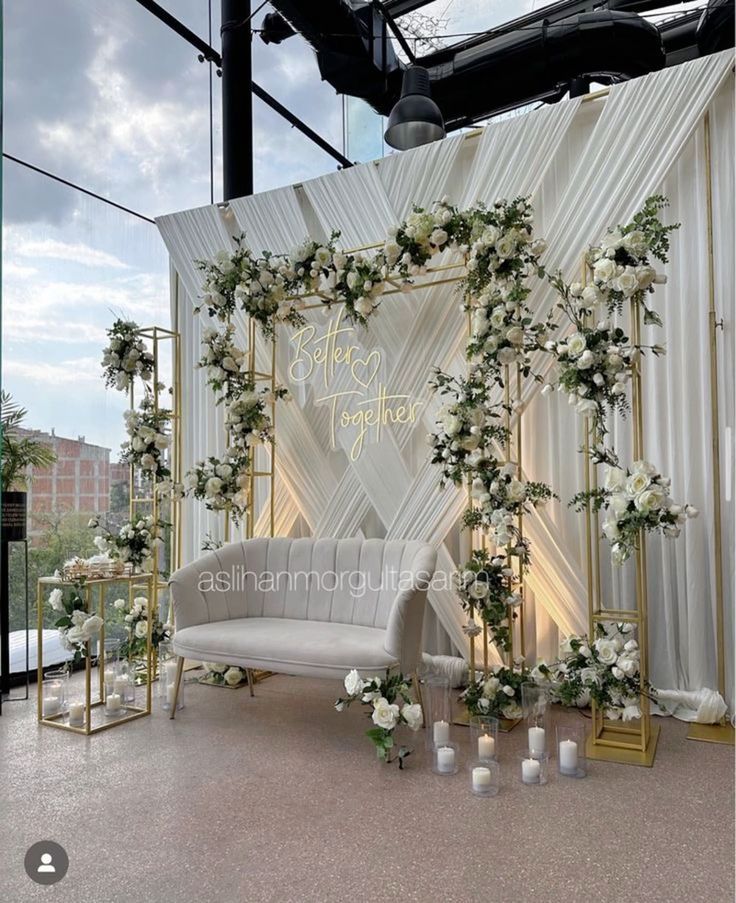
[183, 450, 250, 523]
[198, 324, 249, 401]
[120, 396, 173, 481]
[585, 195, 678, 326]
[462, 663, 526, 721]
[101, 319, 154, 392]
[455, 548, 520, 653]
[90, 514, 162, 572]
[534, 623, 652, 720]
[114, 595, 171, 659]
[335, 669, 423, 768]
[195, 237, 306, 338]
[224, 385, 289, 451]
[48, 582, 104, 665]
[200, 663, 249, 688]
[570, 450, 697, 565]
[427, 368, 508, 487]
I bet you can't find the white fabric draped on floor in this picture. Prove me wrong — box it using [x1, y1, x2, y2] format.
[157, 51, 735, 716]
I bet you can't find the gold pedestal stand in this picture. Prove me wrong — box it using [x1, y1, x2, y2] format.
[37, 573, 154, 735]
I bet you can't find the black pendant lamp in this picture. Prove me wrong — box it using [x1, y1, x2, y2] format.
[384, 66, 446, 151]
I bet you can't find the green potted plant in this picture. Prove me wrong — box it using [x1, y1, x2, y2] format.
[1, 392, 57, 542]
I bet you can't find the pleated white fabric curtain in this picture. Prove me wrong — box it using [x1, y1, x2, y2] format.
[157, 50, 735, 712]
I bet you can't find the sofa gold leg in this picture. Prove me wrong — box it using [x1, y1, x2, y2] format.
[412, 673, 425, 727]
[246, 669, 255, 697]
[169, 656, 185, 720]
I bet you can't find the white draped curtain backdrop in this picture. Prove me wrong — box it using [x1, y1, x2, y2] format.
[158, 51, 735, 717]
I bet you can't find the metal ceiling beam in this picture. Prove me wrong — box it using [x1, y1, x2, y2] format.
[132, 0, 352, 173]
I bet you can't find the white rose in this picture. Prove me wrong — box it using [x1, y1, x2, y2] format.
[506, 326, 524, 346]
[609, 494, 629, 518]
[635, 486, 665, 514]
[594, 637, 618, 665]
[205, 477, 223, 497]
[430, 228, 448, 247]
[353, 297, 374, 317]
[401, 703, 423, 732]
[482, 677, 499, 698]
[113, 598, 127, 611]
[443, 413, 461, 437]
[623, 230, 648, 258]
[593, 258, 617, 283]
[496, 235, 516, 259]
[224, 667, 244, 687]
[371, 697, 400, 730]
[343, 669, 363, 697]
[627, 472, 650, 496]
[622, 703, 641, 722]
[577, 349, 595, 370]
[205, 662, 228, 674]
[581, 284, 603, 308]
[468, 580, 489, 600]
[81, 614, 104, 639]
[497, 346, 517, 365]
[614, 268, 639, 297]
[134, 621, 148, 639]
[567, 333, 587, 358]
[48, 588, 64, 612]
[502, 685, 515, 697]
[66, 625, 85, 645]
[602, 519, 620, 541]
[489, 307, 507, 329]
[580, 667, 600, 686]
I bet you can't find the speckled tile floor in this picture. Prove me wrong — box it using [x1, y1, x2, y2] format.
[1, 672, 733, 903]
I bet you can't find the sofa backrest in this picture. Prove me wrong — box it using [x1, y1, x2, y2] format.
[170, 536, 435, 631]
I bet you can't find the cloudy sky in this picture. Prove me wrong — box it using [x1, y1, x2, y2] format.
[1, 0, 698, 452]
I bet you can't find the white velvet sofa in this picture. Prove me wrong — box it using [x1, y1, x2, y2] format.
[167, 537, 436, 716]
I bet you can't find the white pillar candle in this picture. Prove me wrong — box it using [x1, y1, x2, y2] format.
[166, 683, 178, 706]
[105, 693, 122, 714]
[68, 702, 85, 726]
[433, 719, 450, 745]
[528, 725, 546, 755]
[164, 660, 178, 685]
[472, 766, 492, 791]
[113, 676, 127, 697]
[559, 739, 579, 775]
[104, 668, 115, 688]
[521, 757, 542, 784]
[436, 745, 455, 773]
[42, 696, 60, 717]
[478, 733, 495, 759]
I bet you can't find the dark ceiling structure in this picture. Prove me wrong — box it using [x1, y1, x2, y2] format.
[264, 0, 735, 129]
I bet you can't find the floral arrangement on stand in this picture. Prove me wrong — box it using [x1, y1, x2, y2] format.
[455, 549, 520, 653]
[101, 319, 155, 391]
[48, 584, 103, 664]
[531, 623, 652, 721]
[183, 451, 251, 523]
[89, 514, 162, 573]
[114, 595, 171, 659]
[120, 397, 172, 481]
[199, 662, 250, 688]
[461, 663, 526, 721]
[335, 669, 423, 767]
[570, 450, 697, 565]
[541, 197, 697, 564]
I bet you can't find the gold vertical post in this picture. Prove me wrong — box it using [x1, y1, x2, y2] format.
[36, 581, 43, 720]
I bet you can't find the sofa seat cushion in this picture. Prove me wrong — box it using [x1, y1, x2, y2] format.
[172, 617, 398, 679]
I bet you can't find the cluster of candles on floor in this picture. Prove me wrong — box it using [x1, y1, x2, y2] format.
[425, 678, 586, 794]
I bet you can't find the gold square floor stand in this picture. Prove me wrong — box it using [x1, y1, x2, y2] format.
[687, 722, 735, 745]
[586, 722, 660, 767]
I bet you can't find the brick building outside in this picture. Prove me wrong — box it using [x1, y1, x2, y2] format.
[19, 428, 112, 532]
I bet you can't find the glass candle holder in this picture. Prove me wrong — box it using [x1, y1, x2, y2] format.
[432, 741, 459, 776]
[103, 639, 122, 696]
[117, 661, 137, 707]
[159, 642, 183, 712]
[67, 694, 86, 728]
[41, 678, 64, 718]
[522, 683, 549, 756]
[469, 759, 500, 797]
[44, 667, 69, 714]
[520, 752, 549, 785]
[556, 722, 587, 778]
[423, 674, 452, 751]
[469, 715, 499, 761]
